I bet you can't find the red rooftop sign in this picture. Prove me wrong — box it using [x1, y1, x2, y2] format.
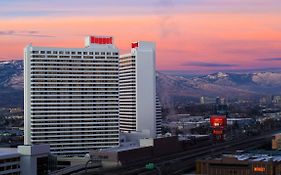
[131, 42, 139, 48]
[90, 36, 113, 44]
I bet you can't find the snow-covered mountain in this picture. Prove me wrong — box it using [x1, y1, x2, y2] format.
[0, 60, 23, 89]
[1, 60, 281, 108]
[196, 72, 281, 93]
[198, 71, 281, 87]
[0, 60, 23, 107]
[157, 72, 281, 107]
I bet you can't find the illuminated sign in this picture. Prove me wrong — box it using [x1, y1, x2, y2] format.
[253, 167, 265, 172]
[210, 115, 227, 127]
[213, 130, 223, 135]
[131, 42, 139, 48]
[90, 36, 112, 44]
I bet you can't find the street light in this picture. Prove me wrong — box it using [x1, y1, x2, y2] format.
[145, 163, 162, 175]
[84, 153, 101, 173]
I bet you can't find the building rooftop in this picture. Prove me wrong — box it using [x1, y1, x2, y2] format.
[207, 151, 281, 163]
[96, 144, 147, 153]
[0, 148, 20, 158]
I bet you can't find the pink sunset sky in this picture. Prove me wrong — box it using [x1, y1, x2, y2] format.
[0, 0, 281, 74]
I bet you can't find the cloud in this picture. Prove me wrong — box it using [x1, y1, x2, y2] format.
[158, 16, 181, 38]
[154, 0, 182, 38]
[184, 61, 239, 67]
[160, 67, 281, 75]
[257, 58, 281, 61]
[1, 0, 279, 19]
[0, 30, 54, 37]
[157, 0, 175, 7]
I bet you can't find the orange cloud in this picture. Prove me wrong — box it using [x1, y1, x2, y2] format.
[0, 12, 281, 71]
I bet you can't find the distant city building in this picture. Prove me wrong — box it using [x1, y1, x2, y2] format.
[200, 96, 205, 104]
[24, 36, 120, 156]
[215, 97, 228, 116]
[199, 96, 216, 104]
[119, 41, 161, 138]
[272, 133, 281, 150]
[216, 96, 221, 105]
[273, 96, 281, 106]
[259, 95, 273, 105]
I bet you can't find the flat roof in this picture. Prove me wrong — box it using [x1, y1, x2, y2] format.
[0, 148, 20, 159]
[96, 145, 150, 153]
[207, 151, 281, 163]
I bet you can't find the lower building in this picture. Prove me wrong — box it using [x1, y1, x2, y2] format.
[197, 152, 281, 175]
[272, 134, 281, 150]
[91, 136, 183, 166]
[0, 148, 20, 175]
[0, 144, 51, 175]
[18, 144, 50, 175]
[91, 135, 210, 166]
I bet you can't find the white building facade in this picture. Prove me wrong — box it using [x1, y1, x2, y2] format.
[24, 36, 120, 156]
[156, 96, 162, 135]
[119, 41, 161, 138]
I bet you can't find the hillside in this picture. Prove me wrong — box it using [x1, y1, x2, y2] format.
[157, 72, 281, 107]
[0, 60, 23, 107]
[1, 60, 281, 108]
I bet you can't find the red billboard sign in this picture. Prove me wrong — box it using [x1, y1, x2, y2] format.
[210, 115, 227, 127]
[213, 129, 223, 135]
[90, 36, 113, 44]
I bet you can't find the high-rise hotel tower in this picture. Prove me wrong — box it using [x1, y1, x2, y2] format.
[24, 36, 120, 156]
[119, 41, 162, 138]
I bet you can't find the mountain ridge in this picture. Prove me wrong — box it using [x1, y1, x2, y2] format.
[1, 60, 281, 108]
